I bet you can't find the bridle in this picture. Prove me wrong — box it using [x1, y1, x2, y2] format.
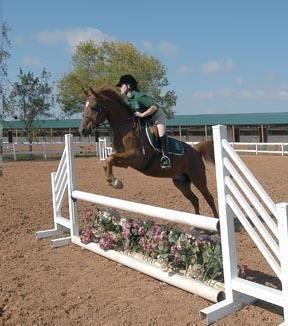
[86, 97, 109, 129]
[85, 94, 137, 131]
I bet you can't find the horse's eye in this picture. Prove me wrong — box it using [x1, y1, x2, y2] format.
[91, 104, 100, 112]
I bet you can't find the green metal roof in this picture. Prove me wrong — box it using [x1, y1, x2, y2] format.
[167, 112, 288, 126]
[2, 112, 288, 129]
[2, 119, 81, 129]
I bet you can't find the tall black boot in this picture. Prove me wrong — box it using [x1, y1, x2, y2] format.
[160, 135, 171, 169]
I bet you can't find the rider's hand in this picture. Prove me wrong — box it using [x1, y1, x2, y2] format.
[134, 111, 143, 118]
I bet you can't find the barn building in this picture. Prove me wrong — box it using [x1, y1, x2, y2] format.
[1, 112, 288, 143]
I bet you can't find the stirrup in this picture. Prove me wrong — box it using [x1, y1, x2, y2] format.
[160, 155, 171, 169]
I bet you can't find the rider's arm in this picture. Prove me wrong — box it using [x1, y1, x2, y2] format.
[134, 93, 158, 118]
[135, 105, 158, 118]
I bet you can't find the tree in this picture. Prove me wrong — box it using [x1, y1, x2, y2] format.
[1, 22, 11, 120]
[58, 41, 177, 117]
[5, 68, 55, 145]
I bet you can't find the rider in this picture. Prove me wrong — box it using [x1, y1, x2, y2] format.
[116, 74, 171, 169]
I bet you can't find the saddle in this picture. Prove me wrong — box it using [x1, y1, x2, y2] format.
[144, 122, 184, 156]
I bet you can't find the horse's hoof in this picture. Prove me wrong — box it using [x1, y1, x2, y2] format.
[112, 179, 123, 189]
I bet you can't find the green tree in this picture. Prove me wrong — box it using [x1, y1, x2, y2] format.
[58, 41, 177, 117]
[1, 22, 11, 120]
[5, 68, 55, 146]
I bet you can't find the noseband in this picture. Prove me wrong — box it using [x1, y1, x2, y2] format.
[87, 99, 106, 128]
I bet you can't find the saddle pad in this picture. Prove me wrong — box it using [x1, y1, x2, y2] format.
[145, 125, 184, 156]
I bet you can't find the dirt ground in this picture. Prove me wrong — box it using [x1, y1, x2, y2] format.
[1, 154, 288, 326]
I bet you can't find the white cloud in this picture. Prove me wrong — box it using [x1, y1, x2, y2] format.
[192, 89, 234, 99]
[23, 57, 42, 67]
[192, 91, 217, 99]
[275, 90, 288, 98]
[192, 85, 288, 100]
[177, 65, 193, 75]
[158, 41, 179, 57]
[36, 27, 110, 52]
[236, 77, 244, 86]
[271, 84, 288, 99]
[201, 58, 235, 75]
[265, 72, 278, 81]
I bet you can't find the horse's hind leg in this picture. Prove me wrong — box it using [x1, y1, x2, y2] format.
[195, 183, 218, 218]
[189, 168, 218, 218]
[172, 174, 200, 215]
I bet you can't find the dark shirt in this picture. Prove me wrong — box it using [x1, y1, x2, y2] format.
[124, 90, 154, 113]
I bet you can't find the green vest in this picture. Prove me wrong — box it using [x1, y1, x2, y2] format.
[124, 90, 153, 113]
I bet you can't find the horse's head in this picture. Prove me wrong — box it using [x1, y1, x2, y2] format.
[79, 87, 107, 137]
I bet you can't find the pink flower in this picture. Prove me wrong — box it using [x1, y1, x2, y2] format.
[80, 228, 95, 244]
[194, 235, 213, 247]
[139, 237, 153, 253]
[99, 233, 114, 250]
[151, 224, 164, 241]
[122, 222, 131, 238]
[170, 245, 181, 263]
[137, 226, 146, 237]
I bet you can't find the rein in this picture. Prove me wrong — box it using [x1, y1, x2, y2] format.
[135, 117, 146, 155]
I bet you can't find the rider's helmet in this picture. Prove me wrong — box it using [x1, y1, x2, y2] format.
[116, 74, 138, 90]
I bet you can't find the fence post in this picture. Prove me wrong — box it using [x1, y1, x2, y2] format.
[212, 125, 238, 302]
[43, 142, 47, 160]
[276, 202, 288, 323]
[13, 143, 16, 161]
[65, 134, 79, 237]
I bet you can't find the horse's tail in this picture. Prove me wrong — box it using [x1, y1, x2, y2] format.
[194, 140, 215, 164]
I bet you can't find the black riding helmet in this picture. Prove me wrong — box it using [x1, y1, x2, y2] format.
[116, 74, 138, 90]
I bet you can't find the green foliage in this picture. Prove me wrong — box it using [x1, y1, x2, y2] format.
[80, 209, 223, 282]
[0, 22, 11, 79]
[4, 68, 55, 143]
[58, 41, 177, 117]
[1, 22, 12, 120]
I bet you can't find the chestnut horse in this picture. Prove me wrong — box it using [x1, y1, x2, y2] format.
[79, 87, 218, 217]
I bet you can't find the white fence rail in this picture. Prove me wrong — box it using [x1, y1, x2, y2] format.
[2, 141, 98, 160]
[3, 139, 288, 162]
[99, 139, 288, 161]
[231, 142, 288, 156]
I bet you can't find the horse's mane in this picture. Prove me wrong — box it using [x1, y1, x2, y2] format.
[99, 87, 130, 110]
[98, 87, 132, 153]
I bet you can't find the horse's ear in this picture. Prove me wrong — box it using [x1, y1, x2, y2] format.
[82, 87, 89, 96]
[89, 87, 103, 99]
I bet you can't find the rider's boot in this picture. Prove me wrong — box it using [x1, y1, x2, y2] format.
[160, 135, 171, 169]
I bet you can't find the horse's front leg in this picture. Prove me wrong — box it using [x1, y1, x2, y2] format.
[103, 150, 135, 189]
[103, 155, 123, 189]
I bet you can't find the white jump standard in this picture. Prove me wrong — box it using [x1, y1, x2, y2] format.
[36, 125, 288, 325]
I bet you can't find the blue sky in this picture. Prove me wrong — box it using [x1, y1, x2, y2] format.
[2, 0, 288, 115]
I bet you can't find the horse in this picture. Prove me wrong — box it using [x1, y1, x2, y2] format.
[79, 87, 218, 218]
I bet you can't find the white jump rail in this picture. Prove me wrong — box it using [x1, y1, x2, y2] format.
[36, 126, 288, 325]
